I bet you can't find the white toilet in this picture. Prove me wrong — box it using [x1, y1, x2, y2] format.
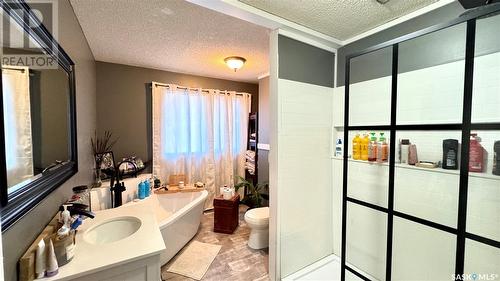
[244, 207, 269, 249]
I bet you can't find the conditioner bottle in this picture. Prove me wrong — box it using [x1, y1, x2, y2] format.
[361, 133, 369, 161]
[352, 134, 361, 160]
[469, 134, 484, 173]
[368, 133, 378, 162]
[442, 139, 459, 170]
[377, 133, 388, 163]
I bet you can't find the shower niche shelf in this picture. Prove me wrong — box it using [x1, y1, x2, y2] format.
[333, 157, 500, 181]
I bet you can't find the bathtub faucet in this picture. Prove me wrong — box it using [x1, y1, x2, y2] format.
[109, 160, 138, 208]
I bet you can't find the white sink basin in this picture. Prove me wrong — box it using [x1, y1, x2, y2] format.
[84, 216, 142, 245]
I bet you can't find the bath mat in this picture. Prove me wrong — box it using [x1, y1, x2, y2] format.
[166, 240, 222, 280]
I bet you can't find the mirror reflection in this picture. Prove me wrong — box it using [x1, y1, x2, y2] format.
[2, 12, 70, 191]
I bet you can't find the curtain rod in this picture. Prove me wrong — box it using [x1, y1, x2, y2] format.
[152, 82, 250, 97]
[2, 66, 26, 73]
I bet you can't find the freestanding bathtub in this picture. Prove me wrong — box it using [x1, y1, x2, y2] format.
[91, 174, 208, 265]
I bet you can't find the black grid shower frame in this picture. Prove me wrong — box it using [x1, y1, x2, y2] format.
[340, 5, 500, 281]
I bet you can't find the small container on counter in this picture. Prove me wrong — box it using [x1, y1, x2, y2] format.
[69, 185, 90, 208]
[51, 230, 76, 267]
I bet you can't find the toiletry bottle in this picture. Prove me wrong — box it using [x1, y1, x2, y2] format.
[46, 239, 59, 277]
[138, 181, 145, 199]
[59, 205, 71, 231]
[408, 144, 418, 165]
[377, 133, 388, 163]
[145, 179, 151, 197]
[400, 139, 410, 164]
[154, 176, 161, 189]
[469, 134, 484, 172]
[335, 138, 343, 157]
[442, 139, 459, 170]
[352, 134, 361, 160]
[368, 133, 378, 162]
[361, 133, 369, 161]
[493, 141, 500, 176]
[35, 239, 46, 279]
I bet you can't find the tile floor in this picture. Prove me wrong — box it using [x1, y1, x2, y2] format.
[161, 205, 269, 281]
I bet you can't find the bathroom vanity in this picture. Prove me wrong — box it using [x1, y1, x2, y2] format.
[44, 203, 165, 281]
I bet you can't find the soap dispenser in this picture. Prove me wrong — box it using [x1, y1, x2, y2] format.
[138, 181, 146, 200]
[144, 180, 151, 197]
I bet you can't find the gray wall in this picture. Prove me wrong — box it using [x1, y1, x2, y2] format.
[96, 62, 259, 163]
[258, 76, 269, 185]
[2, 0, 97, 280]
[278, 35, 335, 87]
[337, 1, 466, 86]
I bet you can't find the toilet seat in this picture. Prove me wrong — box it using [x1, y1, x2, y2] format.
[245, 207, 269, 225]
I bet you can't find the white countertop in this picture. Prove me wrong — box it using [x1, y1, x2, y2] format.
[44, 202, 166, 281]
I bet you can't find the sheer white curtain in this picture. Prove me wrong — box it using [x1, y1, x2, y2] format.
[152, 83, 250, 209]
[2, 66, 34, 189]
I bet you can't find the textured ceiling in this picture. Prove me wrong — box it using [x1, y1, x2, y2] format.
[238, 0, 439, 40]
[70, 0, 269, 83]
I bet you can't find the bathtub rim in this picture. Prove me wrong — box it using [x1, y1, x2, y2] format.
[155, 189, 208, 229]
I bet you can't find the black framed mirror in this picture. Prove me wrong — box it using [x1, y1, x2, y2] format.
[0, 1, 77, 231]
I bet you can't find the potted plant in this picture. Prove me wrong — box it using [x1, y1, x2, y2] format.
[234, 176, 269, 209]
[91, 130, 118, 186]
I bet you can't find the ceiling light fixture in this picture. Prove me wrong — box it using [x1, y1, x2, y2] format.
[224, 56, 246, 72]
[376, 0, 390, 4]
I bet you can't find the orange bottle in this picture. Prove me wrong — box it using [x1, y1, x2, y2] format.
[361, 133, 369, 161]
[352, 134, 361, 160]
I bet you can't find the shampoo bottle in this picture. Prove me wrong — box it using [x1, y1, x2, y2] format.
[138, 181, 145, 199]
[368, 133, 378, 162]
[442, 139, 459, 170]
[469, 134, 484, 173]
[352, 134, 361, 160]
[400, 139, 410, 164]
[361, 133, 369, 161]
[377, 133, 388, 163]
[144, 180, 150, 197]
